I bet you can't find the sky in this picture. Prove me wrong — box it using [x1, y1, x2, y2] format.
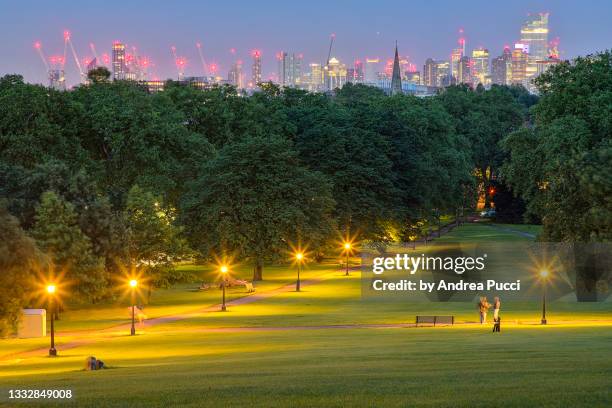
[1, 0, 611, 86]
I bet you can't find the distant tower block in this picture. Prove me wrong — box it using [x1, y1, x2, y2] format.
[112, 41, 126, 80]
[390, 42, 402, 95]
[251, 50, 262, 86]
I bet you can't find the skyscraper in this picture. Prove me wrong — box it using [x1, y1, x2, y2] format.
[48, 69, 65, 90]
[228, 60, 243, 88]
[520, 12, 549, 79]
[364, 58, 379, 84]
[511, 44, 528, 85]
[354, 60, 364, 83]
[324, 57, 347, 91]
[436, 61, 451, 87]
[277, 52, 302, 87]
[112, 41, 126, 80]
[423, 58, 438, 87]
[471, 48, 490, 87]
[251, 50, 262, 86]
[451, 48, 463, 83]
[390, 43, 402, 95]
[309, 63, 323, 91]
[458, 56, 472, 86]
[491, 46, 512, 85]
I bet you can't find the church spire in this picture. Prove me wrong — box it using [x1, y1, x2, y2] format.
[391, 41, 402, 96]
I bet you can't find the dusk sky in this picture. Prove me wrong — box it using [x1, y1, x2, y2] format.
[1, 0, 611, 86]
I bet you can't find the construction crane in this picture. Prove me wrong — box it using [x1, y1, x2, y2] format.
[34, 41, 49, 71]
[196, 41, 208, 76]
[326, 33, 336, 66]
[64, 30, 86, 83]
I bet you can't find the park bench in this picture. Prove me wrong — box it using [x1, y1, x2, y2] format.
[415, 315, 454, 327]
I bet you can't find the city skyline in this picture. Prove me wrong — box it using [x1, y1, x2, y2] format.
[1, 0, 611, 87]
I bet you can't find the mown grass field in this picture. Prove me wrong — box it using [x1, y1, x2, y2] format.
[1, 223, 610, 407]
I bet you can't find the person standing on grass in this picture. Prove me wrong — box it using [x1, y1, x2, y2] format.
[493, 297, 501, 321]
[478, 296, 491, 324]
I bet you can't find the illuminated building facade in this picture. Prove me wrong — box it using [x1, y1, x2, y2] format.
[228, 60, 243, 88]
[309, 63, 323, 91]
[251, 50, 262, 86]
[423, 58, 438, 87]
[471, 48, 490, 87]
[520, 12, 549, 79]
[491, 47, 512, 85]
[364, 58, 379, 84]
[277, 52, 302, 87]
[112, 42, 126, 80]
[511, 44, 528, 84]
[324, 57, 347, 91]
[458, 56, 472, 86]
[436, 61, 451, 87]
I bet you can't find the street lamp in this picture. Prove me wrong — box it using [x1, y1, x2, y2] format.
[295, 252, 304, 291]
[129, 279, 138, 335]
[539, 270, 549, 325]
[220, 265, 228, 311]
[343, 242, 352, 276]
[46, 284, 57, 356]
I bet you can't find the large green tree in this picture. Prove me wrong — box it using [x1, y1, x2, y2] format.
[124, 185, 189, 290]
[502, 51, 612, 241]
[182, 135, 335, 280]
[31, 191, 106, 301]
[0, 205, 43, 337]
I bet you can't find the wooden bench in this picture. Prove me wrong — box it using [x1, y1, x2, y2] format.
[415, 315, 454, 327]
[244, 282, 255, 293]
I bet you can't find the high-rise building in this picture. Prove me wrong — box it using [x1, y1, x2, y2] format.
[365, 58, 379, 84]
[277, 52, 302, 87]
[451, 48, 463, 82]
[228, 60, 243, 88]
[491, 46, 513, 85]
[346, 68, 356, 83]
[423, 58, 438, 87]
[354, 60, 364, 83]
[458, 56, 472, 86]
[471, 48, 490, 87]
[436, 61, 451, 87]
[251, 50, 262, 86]
[520, 12, 549, 79]
[324, 57, 347, 91]
[48, 69, 66, 90]
[112, 42, 126, 80]
[309, 63, 323, 91]
[511, 44, 528, 85]
[390, 43, 402, 95]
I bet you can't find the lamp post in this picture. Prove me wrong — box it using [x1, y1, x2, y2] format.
[129, 279, 138, 335]
[220, 265, 228, 311]
[46, 284, 57, 356]
[295, 252, 303, 291]
[540, 270, 549, 325]
[343, 242, 351, 276]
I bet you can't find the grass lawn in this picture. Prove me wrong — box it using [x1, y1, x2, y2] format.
[1, 223, 610, 407]
[492, 223, 544, 236]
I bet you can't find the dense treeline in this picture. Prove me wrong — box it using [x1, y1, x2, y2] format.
[1, 50, 610, 335]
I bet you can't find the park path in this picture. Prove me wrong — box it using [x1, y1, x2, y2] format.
[0, 269, 347, 361]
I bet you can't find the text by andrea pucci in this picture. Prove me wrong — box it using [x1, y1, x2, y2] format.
[369, 253, 521, 293]
[360, 242, 610, 302]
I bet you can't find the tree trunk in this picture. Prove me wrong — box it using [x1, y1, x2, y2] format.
[252, 258, 263, 281]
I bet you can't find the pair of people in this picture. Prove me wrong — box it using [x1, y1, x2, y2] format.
[478, 296, 501, 324]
